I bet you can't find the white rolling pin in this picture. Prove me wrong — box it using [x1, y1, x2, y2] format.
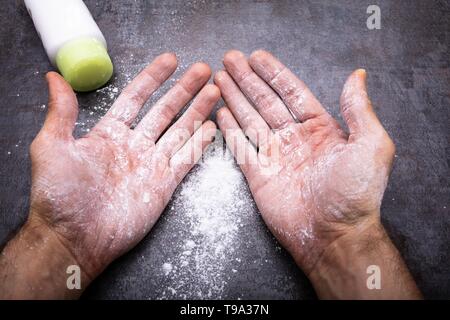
[24, 0, 113, 91]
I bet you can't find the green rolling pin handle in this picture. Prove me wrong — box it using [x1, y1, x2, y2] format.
[56, 37, 113, 92]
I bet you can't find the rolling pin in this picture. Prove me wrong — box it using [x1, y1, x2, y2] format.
[24, 0, 113, 92]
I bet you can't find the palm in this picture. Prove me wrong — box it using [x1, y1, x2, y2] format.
[216, 50, 395, 273]
[253, 118, 387, 260]
[33, 123, 168, 263]
[252, 120, 346, 236]
[29, 54, 218, 276]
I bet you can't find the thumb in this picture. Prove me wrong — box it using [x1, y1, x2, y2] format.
[41, 72, 78, 139]
[340, 69, 384, 141]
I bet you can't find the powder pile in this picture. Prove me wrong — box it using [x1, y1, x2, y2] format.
[157, 142, 254, 299]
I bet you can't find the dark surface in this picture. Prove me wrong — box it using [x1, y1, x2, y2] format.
[0, 0, 449, 299]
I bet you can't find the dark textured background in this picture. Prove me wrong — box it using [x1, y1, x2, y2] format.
[0, 0, 449, 299]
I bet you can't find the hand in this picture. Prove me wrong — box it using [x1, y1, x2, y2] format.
[215, 49, 393, 272]
[1, 53, 218, 298]
[215, 50, 421, 299]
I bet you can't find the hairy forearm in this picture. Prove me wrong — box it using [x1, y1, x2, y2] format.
[0, 216, 90, 299]
[308, 217, 422, 300]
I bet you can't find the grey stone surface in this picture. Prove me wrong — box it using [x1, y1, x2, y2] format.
[0, 0, 448, 299]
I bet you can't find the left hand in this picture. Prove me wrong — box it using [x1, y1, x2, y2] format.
[215, 50, 395, 275]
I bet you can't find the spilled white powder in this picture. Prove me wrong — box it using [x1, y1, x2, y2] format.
[162, 263, 173, 275]
[158, 142, 254, 299]
[72, 58, 178, 135]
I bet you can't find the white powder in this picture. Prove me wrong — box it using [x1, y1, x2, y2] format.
[66, 82, 121, 136]
[72, 59, 177, 135]
[162, 263, 173, 275]
[142, 192, 150, 203]
[158, 142, 254, 299]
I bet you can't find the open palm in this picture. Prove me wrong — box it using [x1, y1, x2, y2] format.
[215, 50, 395, 273]
[29, 53, 218, 278]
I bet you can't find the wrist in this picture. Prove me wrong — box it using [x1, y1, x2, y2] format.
[308, 216, 422, 299]
[0, 214, 91, 299]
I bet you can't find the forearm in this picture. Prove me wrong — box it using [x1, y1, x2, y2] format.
[0, 216, 91, 299]
[308, 217, 422, 300]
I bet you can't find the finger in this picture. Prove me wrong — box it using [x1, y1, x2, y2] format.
[249, 50, 327, 122]
[340, 69, 385, 140]
[223, 50, 294, 129]
[134, 62, 211, 142]
[169, 120, 216, 184]
[157, 84, 220, 158]
[102, 52, 177, 126]
[41, 72, 78, 139]
[216, 107, 260, 179]
[214, 70, 272, 151]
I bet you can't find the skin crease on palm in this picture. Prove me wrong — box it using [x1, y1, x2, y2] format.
[28, 53, 218, 278]
[215, 50, 396, 275]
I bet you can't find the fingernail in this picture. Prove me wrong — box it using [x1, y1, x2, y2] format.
[357, 68, 367, 76]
